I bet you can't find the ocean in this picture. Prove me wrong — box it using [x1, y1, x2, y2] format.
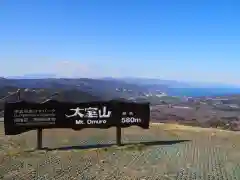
[166, 88, 240, 97]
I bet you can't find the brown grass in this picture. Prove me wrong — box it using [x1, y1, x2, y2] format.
[0, 122, 240, 179]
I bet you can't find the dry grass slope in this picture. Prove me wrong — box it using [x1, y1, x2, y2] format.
[0, 122, 240, 180]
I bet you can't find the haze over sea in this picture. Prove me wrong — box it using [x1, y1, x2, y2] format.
[167, 88, 240, 97]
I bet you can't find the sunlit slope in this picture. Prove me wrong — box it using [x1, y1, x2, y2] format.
[0, 122, 240, 179]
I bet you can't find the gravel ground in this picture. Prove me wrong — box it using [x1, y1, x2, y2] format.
[0, 123, 240, 180]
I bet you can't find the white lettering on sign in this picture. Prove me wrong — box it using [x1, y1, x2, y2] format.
[122, 111, 134, 116]
[75, 120, 84, 124]
[121, 111, 142, 124]
[66, 106, 112, 119]
[87, 120, 107, 124]
[98, 106, 111, 118]
[121, 117, 142, 124]
[66, 106, 112, 126]
[66, 107, 85, 118]
[84, 107, 99, 118]
[13, 108, 56, 126]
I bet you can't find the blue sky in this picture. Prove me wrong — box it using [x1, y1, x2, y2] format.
[0, 0, 240, 84]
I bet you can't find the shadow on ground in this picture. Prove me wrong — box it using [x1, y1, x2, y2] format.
[125, 140, 190, 146]
[34, 140, 190, 151]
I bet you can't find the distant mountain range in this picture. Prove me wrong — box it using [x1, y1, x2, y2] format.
[6, 74, 58, 79]
[0, 77, 154, 101]
[5, 74, 240, 88]
[1, 76, 240, 101]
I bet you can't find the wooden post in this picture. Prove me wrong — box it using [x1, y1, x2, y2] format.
[36, 93, 58, 150]
[116, 126, 122, 146]
[36, 99, 51, 150]
[37, 128, 43, 150]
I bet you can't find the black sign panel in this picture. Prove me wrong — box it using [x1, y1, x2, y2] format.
[118, 102, 150, 129]
[4, 100, 150, 135]
[56, 101, 118, 129]
[4, 101, 58, 135]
